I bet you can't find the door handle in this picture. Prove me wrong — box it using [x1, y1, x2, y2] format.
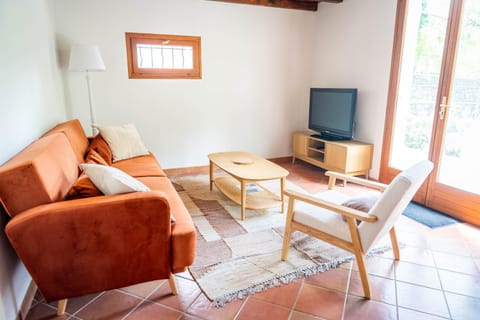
[439, 96, 448, 120]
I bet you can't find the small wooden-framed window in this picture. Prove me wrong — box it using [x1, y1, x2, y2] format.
[125, 32, 202, 79]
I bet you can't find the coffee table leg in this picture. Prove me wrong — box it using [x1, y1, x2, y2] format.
[209, 160, 214, 191]
[281, 177, 286, 213]
[241, 180, 246, 220]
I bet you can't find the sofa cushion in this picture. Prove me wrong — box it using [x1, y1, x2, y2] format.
[95, 124, 149, 162]
[42, 119, 89, 163]
[67, 150, 108, 200]
[87, 134, 113, 165]
[112, 153, 167, 178]
[0, 133, 79, 217]
[80, 164, 150, 195]
[85, 149, 108, 166]
[66, 174, 101, 199]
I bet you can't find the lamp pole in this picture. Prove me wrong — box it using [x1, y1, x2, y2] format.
[86, 70, 97, 136]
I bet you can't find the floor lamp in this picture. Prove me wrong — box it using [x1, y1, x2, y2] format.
[68, 44, 106, 135]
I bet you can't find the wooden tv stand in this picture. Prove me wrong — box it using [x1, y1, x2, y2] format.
[292, 131, 373, 179]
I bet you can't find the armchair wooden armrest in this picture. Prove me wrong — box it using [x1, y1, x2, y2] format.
[284, 189, 378, 223]
[325, 171, 388, 191]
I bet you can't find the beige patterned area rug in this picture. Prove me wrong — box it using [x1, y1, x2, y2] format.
[171, 175, 387, 307]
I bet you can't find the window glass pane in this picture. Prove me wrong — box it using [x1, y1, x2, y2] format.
[390, 0, 451, 170]
[136, 44, 193, 69]
[138, 46, 153, 68]
[151, 47, 163, 68]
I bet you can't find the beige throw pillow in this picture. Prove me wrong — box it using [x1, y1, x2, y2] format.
[80, 163, 150, 195]
[95, 124, 149, 162]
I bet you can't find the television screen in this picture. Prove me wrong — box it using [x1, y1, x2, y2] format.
[308, 88, 357, 140]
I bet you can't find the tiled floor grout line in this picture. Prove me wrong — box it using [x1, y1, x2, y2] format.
[119, 297, 145, 320]
[394, 242, 456, 320]
[117, 279, 189, 319]
[156, 277, 203, 318]
[398, 306, 451, 320]
[247, 290, 299, 310]
[67, 291, 106, 319]
[180, 288, 210, 320]
[231, 295, 248, 320]
[287, 278, 306, 320]
[34, 302, 73, 319]
[114, 289, 150, 320]
[117, 283, 171, 320]
[340, 261, 353, 320]
[431, 246, 454, 320]
[393, 258, 400, 320]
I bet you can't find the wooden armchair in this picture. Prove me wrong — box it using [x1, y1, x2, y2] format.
[281, 160, 433, 298]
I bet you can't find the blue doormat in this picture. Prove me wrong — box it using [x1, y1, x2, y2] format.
[402, 202, 459, 228]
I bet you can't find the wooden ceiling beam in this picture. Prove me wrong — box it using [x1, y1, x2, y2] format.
[297, 0, 342, 2]
[208, 0, 320, 12]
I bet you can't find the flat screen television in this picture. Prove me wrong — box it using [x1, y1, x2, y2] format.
[308, 88, 357, 141]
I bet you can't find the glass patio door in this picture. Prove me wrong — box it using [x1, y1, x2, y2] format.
[381, 0, 480, 225]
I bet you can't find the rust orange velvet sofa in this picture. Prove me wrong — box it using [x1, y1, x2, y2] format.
[0, 119, 196, 314]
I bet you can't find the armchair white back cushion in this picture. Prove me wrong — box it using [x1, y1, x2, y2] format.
[358, 160, 433, 252]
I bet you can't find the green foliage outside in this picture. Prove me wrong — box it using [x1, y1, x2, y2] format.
[403, 0, 480, 156]
[405, 116, 429, 150]
[415, 0, 480, 78]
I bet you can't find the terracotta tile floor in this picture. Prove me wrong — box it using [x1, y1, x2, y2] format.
[26, 159, 480, 320]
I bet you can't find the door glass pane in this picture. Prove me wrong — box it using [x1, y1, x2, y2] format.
[438, 0, 480, 194]
[390, 0, 451, 170]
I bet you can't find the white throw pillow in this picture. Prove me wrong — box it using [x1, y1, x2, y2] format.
[95, 124, 149, 162]
[80, 163, 150, 195]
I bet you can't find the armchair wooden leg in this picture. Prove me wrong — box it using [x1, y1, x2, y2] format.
[327, 176, 337, 190]
[57, 299, 67, 316]
[389, 227, 400, 260]
[354, 252, 371, 299]
[281, 197, 296, 261]
[281, 227, 292, 261]
[347, 217, 371, 299]
[168, 274, 178, 295]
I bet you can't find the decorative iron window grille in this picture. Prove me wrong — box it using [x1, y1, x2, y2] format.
[136, 44, 193, 69]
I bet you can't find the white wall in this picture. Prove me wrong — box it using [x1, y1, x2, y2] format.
[53, 0, 316, 169]
[0, 0, 67, 318]
[311, 0, 397, 178]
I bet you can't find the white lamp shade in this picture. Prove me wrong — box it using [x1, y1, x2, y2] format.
[68, 44, 106, 71]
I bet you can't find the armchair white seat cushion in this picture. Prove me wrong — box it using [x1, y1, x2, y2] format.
[293, 191, 352, 242]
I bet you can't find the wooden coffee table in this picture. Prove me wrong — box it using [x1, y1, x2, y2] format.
[208, 151, 289, 220]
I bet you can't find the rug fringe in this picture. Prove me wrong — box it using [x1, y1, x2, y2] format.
[211, 245, 391, 307]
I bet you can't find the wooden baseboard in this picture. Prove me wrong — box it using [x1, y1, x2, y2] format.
[18, 281, 36, 320]
[268, 156, 293, 163]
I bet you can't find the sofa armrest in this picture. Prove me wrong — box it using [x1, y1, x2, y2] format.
[5, 191, 173, 302]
